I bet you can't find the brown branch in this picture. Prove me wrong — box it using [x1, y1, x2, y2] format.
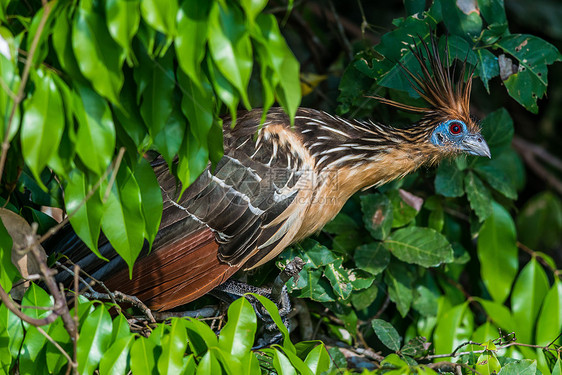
[0, 0, 53, 184]
[82, 290, 155, 323]
[517, 241, 561, 280]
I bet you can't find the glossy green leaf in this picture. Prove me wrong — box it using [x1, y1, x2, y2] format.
[384, 262, 414, 317]
[106, 0, 140, 58]
[152, 107, 186, 166]
[517, 192, 562, 249]
[474, 297, 515, 331]
[435, 160, 464, 197]
[354, 242, 390, 275]
[184, 318, 217, 357]
[140, 0, 177, 36]
[208, 2, 252, 109]
[206, 58, 240, 120]
[360, 193, 393, 240]
[496, 34, 561, 113]
[385, 227, 453, 267]
[474, 149, 522, 199]
[65, 169, 105, 257]
[479, 108, 514, 149]
[139, 50, 175, 137]
[372, 319, 401, 351]
[77, 304, 113, 375]
[175, 0, 211, 87]
[465, 172, 492, 222]
[303, 344, 330, 375]
[111, 314, 131, 345]
[553, 359, 562, 375]
[536, 279, 562, 346]
[272, 349, 298, 375]
[0, 301, 24, 362]
[177, 122, 209, 194]
[130, 336, 156, 375]
[72, 0, 125, 103]
[0, 40, 21, 144]
[134, 158, 163, 248]
[197, 350, 222, 375]
[250, 294, 295, 354]
[157, 319, 188, 375]
[99, 335, 134, 375]
[511, 258, 549, 343]
[253, 14, 301, 121]
[218, 298, 257, 360]
[477, 201, 518, 304]
[290, 268, 337, 302]
[101, 165, 145, 276]
[0, 213, 17, 291]
[497, 359, 537, 375]
[475, 351, 502, 375]
[412, 285, 439, 317]
[74, 84, 116, 176]
[433, 302, 474, 360]
[178, 67, 214, 146]
[21, 69, 64, 185]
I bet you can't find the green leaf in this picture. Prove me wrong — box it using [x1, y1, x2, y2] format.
[272, 349, 297, 375]
[465, 172, 492, 221]
[208, 2, 252, 109]
[0, 212, 17, 291]
[435, 160, 464, 197]
[139, 50, 176, 137]
[441, 0, 483, 37]
[517, 192, 562, 249]
[177, 120, 209, 194]
[20, 69, 64, 186]
[536, 279, 562, 346]
[101, 165, 145, 276]
[324, 259, 353, 300]
[477, 201, 518, 304]
[480, 108, 514, 149]
[404, 0, 426, 15]
[184, 318, 217, 357]
[72, 0, 125, 103]
[433, 302, 474, 360]
[106, 0, 140, 59]
[498, 359, 537, 375]
[158, 318, 188, 375]
[250, 294, 295, 354]
[291, 268, 338, 302]
[0, 301, 24, 363]
[111, 314, 131, 345]
[253, 14, 301, 121]
[412, 285, 439, 317]
[323, 213, 359, 234]
[140, 0, 178, 36]
[496, 34, 561, 113]
[372, 319, 401, 351]
[77, 304, 113, 375]
[384, 262, 414, 317]
[475, 351, 502, 375]
[303, 344, 330, 375]
[474, 298, 515, 332]
[474, 149, 522, 199]
[74, 84, 116, 176]
[240, 0, 267, 23]
[475, 48, 499, 92]
[65, 169, 105, 257]
[152, 107, 186, 166]
[134, 158, 163, 248]
[218, 298, 257, 360]
[130, 336, 156, 375]
[175, 0, 211, 88]
[354, 242, 390, 275]
[0, 40, 21, 144]
[387, 190, 419, 227]
[511, 258, 549, 343]
[360, 193, 393, 240]
[385, 227, 453, 267]
[99, 335, 134, 375]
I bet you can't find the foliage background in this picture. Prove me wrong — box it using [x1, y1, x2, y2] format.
[0, 0, 561, 374]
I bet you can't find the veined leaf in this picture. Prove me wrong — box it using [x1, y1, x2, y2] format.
[77, 304, 113, 375]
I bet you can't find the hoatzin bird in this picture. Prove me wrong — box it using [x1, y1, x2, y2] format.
[51, 37, 490, 311]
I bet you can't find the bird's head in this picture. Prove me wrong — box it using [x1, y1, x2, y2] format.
[372, 34, 491, 159]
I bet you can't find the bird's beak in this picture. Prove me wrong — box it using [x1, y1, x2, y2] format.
[462, 133, 491, 158]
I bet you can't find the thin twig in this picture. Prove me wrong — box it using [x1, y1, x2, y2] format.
[103, 147, 126, 202]
[82, 291, 155, 323]
[517, 241, 561, 280]
[0, 0, 53, 184]
[36, 325, 74, 365]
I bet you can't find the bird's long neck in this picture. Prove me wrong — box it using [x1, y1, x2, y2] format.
[295, 110, 440, 191]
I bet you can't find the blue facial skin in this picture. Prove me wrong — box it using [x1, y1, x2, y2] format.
[430, 119, 491, 158]
[430, 119, 467, 147]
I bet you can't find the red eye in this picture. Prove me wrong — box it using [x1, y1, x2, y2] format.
[449, 122, 462, 135]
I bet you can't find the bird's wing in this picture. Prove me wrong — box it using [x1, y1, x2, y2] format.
[161, 108, 318, 270]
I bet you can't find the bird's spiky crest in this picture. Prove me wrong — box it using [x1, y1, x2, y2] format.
[371, 34, 476, 131]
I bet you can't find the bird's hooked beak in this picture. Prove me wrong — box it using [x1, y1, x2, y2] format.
[461, 133, 491, 158]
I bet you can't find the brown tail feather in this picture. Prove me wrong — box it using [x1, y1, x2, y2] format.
[104, 227, 241, 311]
